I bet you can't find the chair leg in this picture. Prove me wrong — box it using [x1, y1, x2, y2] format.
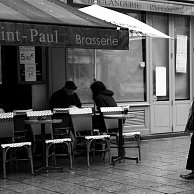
[134, 135, 141, 161]
[107, 138, 111, 164]
[45, 144, 49, 168]
[137, 135, 141, 161]
[103, 138, 111, 164]
[86, 140, 90, 168]
[92, 140, 96, 163]
[2, 148, 7, 179]
[102, 143, 106, 161]
[52, 144, 57, 166]
[28, 146, 34, 175]
[68, 142, 73, 170]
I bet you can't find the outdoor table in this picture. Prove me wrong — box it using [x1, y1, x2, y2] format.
[25, 119, 62, 175]
[103, 114, 138, 165]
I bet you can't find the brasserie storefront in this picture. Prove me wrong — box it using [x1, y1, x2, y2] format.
[0, 1, 128, 117]
[68, 0, 194, 136]
[2, 0, 194, 136]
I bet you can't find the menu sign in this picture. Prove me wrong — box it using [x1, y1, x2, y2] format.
[18, 46, 43, 83]
[19, 46, 36, 82]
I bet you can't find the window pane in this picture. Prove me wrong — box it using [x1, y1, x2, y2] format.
[96, 42, 146, 102]
[150, 14, 169, 101]
[174, 16, 190, 100]
[67, 48, 94, 103]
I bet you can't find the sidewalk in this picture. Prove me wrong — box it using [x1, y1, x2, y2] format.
[0, 135, 193, 194]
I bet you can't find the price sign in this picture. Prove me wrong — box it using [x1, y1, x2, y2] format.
[19, 46, 35, 64]
[25, 64, 36, 82]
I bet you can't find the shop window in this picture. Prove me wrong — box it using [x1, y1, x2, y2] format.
[67, 46, 146, 103]
[96, 48, 146, 102]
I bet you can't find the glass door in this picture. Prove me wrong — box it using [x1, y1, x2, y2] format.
[149, 13, 172, 134]
[173, 15, 191, 132]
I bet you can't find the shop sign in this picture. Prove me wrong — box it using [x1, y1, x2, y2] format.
[0, 22, 129, 50]
[74, 0, 194, 15]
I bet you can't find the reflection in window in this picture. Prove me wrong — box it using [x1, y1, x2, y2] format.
[67, 43, 146, 103]
[67, 49, 94, 103]
[96, 44, 146, 102]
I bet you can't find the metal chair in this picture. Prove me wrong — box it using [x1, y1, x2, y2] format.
[0, 112, 34, 178]
[27, 110, 72, 169]
[69, 107, 111, 168]
[100, 106, 141, 161]
[52, 108, 73, 139]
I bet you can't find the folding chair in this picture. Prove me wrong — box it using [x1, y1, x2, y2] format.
[52, 108, 73, 139]
[69, 107, 111, 168]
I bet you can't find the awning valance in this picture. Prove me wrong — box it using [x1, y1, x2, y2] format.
[0, 0, 129, 50]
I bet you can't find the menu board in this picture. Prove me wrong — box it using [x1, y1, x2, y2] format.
[18, 46, 43, 83]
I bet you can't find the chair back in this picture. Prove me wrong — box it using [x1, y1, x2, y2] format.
[52, 108, 72, 128]
[100, 107, 124, 131]
[26, 110, 53, 135]
[13, 109, 33, 142]
[69, 108, 93, 136]
[0, 112, 14, 139]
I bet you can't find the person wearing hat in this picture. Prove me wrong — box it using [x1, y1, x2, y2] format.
[49, 81, 82, 110]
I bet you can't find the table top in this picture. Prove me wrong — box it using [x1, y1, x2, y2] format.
[103, 114, 135, 119]
[25, 119, 62, 124]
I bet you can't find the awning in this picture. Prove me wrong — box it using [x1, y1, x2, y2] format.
[79, 4, 172, 39]
[0, 0, 129, 49]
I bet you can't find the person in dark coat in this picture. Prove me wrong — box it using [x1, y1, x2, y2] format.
[49, 81, 82, 110]
[90, 81, 117, 112]
[180, 101, 194, 180]
[90, 81, 117, 133]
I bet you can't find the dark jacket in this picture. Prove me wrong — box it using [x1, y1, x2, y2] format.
[92, 89, 117, 133]
[49, 88, 82, 110]
[93, 89, 117, 112]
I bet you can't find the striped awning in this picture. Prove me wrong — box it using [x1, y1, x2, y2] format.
[0, 0, 129, 49]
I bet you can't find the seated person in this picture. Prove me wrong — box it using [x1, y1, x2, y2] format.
[49, 81, 82, 110]
[90, 81, 117, 133]
[49, 81, 82, 150]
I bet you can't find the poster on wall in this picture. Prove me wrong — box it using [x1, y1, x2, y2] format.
[176, 35, 187, 73]
[19, 46, 36, 82]
[156, 66, 166, 96]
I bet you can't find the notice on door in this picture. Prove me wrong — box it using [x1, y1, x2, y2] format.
[156, 66, 166, 96]
[176, 35, 187, 73]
